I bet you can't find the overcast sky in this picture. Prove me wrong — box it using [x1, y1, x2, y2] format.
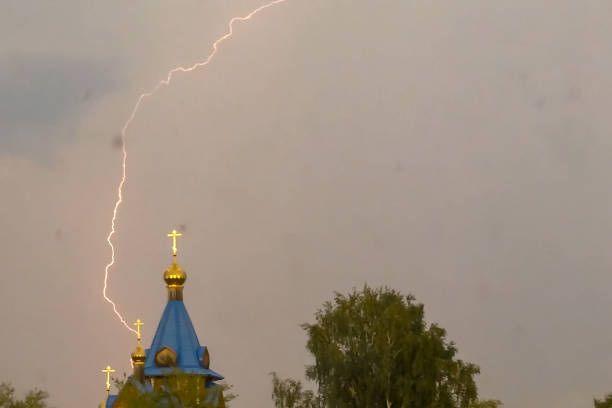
[1, 1, 612, 407]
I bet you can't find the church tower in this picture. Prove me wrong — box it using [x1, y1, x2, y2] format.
[100, 230, 225, 408]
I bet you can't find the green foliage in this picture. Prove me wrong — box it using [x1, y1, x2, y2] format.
[594, 394, 612, 408]
[300, 285, 483, 408]
[0, 382, 49, 408]
[113, 372, 229, 408]
[218, 382, 237, 406]
[469, 400, 503, 408]
[270, 373, 322, 408]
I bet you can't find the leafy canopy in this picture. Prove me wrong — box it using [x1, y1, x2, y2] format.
[270, 372, 322, 408]
[112, 372, 235, 408]
[469, 400, 503, 408]
[594, 394, 612, 408]
[300, 285, 483, 408]
[0, 382, 49, 408]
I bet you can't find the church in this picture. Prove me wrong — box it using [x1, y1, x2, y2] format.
[100, 230, 226, 408]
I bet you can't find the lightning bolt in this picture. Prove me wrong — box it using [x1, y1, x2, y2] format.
[103, 0, 290, 334]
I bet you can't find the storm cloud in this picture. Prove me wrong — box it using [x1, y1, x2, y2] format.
[1, 1, 612, 408]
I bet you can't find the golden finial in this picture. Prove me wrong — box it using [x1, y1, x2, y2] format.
[164, 261, 186, 287]
[131, 321, 147, 364]
[133, 319, 144, 342]
[165, 229, 186, 300]
[101, 365, 115, 393]
[167, 229, 183, 257]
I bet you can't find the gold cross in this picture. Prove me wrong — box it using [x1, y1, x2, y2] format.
[101, 365, 115, 392]
[133, 319, 144, 342]
[167, 229, 183, 256]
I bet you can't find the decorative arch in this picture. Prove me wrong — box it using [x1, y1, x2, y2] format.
[155, 346, 178, 367]
[202, 348, 210, 369]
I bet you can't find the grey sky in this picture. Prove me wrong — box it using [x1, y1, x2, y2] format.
[1, 1, 612, 407]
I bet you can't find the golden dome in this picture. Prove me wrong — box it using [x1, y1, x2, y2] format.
[131, 344, 146, 363]
[164, 259, 187, 287]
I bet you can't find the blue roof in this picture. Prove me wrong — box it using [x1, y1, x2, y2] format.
[145, 300, 223, 380]
[105, 395, 118, 408]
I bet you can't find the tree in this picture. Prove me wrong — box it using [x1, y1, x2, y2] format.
[0, 382, 49, 408]
[594, 394, 612, 408]
[469, 400, 503, 408]
[270, 372, 322, 408]
[112, 372, 235, 408]
[286, 285, 495, 408]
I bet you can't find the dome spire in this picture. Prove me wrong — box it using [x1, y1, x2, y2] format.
[133, 319, 144, 343]
[167, 229, 182, 258]
[164, 229, 186, 301]
[101, 365, 115, 394]
[131, 319, 146, 383]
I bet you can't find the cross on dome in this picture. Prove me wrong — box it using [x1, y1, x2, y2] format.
[167, 229, 183, 257]
[101, 365, 115, 393]
[133, 319, 144, 342]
